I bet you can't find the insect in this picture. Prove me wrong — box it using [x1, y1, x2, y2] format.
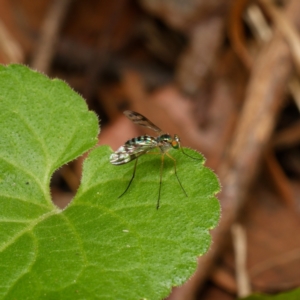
[110, 110, 200, 209]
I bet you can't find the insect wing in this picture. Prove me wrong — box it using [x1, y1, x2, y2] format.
[124, 110, 163, 134]
[110, 136, 158, 165]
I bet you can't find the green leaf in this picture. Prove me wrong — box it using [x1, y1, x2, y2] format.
[241, 288, 300, 300]
[0, 64, 221, 299]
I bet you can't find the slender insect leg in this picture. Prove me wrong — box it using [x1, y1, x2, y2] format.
[143, 151, 163, 209]
[166, 153, 188, 197]
[157, 154, 165, 209]
[119, 158, 138, 198]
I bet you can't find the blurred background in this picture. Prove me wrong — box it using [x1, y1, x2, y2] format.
[1, 0, 300, 299]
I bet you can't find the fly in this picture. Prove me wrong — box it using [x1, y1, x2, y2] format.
[110, 110, 200, 209]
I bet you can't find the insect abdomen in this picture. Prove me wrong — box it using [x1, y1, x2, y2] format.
[125, 135, 154, 145]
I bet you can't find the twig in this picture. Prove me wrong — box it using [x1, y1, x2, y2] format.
[170, 1, 300, 299]
[245, 4, 272, 42]
[252, 280, 300, 294]
[264, 148, 295, 206]
[273, 120, 300, 149]
[198, 23, 293, 286]
[228, 0, 253, 69]
[288, 77, 300, 111]
[229, 0, 297, 210]
[258, 0, 300, 75]
[31, 0, 73, 73]
[210, 266, 237, 294]
[0, 19, 23, 63]
[249, 247, 300, 277]
[231, 223, 251, 298]
[230, 0, 300, 109]
[256, 0, 300, 110]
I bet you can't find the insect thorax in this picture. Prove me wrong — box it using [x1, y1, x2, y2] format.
[156, 134, 179, 153]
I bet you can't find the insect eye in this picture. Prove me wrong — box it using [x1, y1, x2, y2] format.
[162, 136, 172, 142]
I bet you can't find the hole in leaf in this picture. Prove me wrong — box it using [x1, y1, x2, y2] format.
[50, 166, 76, 209]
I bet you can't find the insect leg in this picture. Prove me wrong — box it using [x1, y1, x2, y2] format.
[166, 153, 188, 197]
[119, 158, 138, 198]
[181, 148, 202, 160]
[157, 154, 165, 209]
